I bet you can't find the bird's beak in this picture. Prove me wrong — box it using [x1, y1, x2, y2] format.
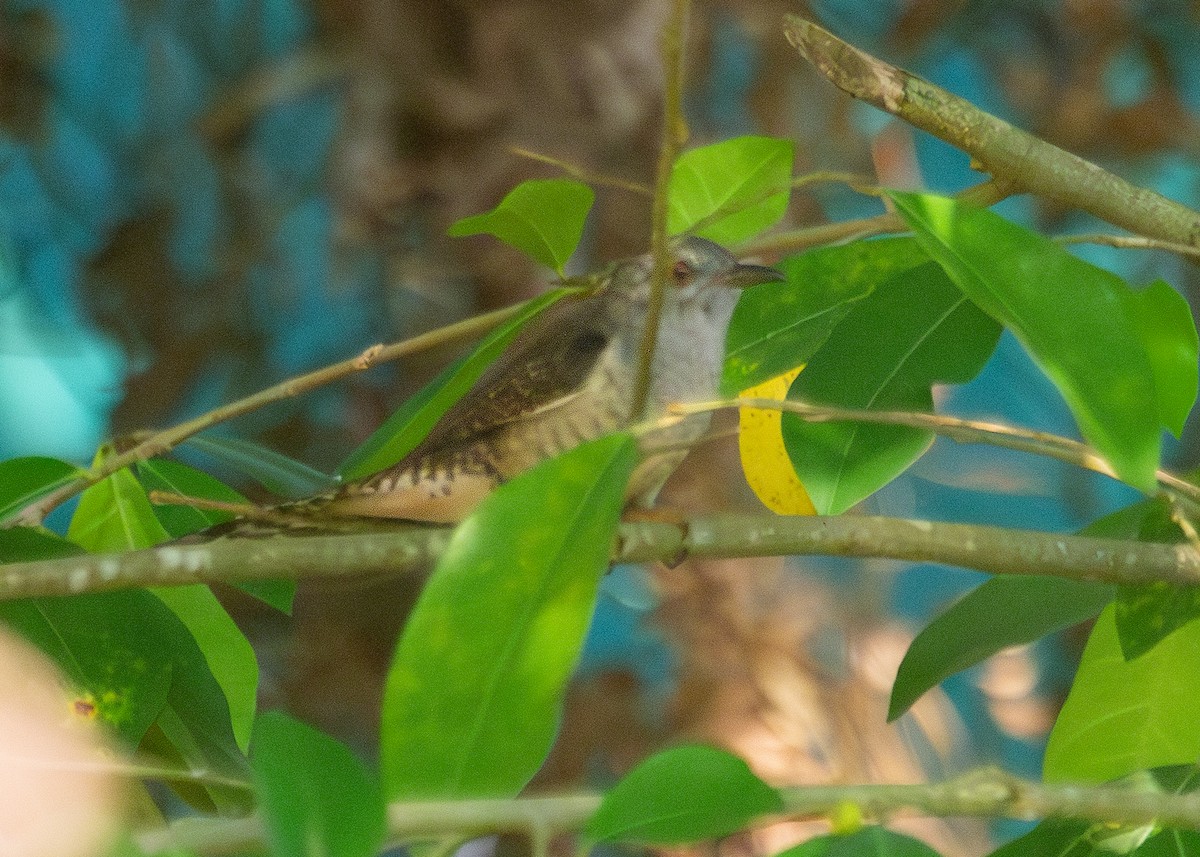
[725, 261, 786, 288]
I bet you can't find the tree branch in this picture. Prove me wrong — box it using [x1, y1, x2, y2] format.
[668, 399, 1200, 511]
[3, 302, 531, 529]
[136, 767, 1200, 855]
[2, 512, 1197, 601]
[781, 15, 1200, 250]
[739, 179, 1011, 257]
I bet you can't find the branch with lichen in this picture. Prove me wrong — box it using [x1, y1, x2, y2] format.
[136, 767, 1200, 855]
[781, 15, 1200, 250]
[1, 512, 1196, 603]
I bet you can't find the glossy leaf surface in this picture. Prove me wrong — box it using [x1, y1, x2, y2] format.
[668, 136, 794, 245]
[782, 262, 1001, 514]
[448, 179, 593, 275]
[723, 237, 929, 395]
[380, 434, 636, 798]
[252, 711, 386, 857]
[587, 745, 782, 844]
[892, 192, 1177, 492]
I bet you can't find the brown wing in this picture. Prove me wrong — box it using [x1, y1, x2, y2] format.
[311, 289, 622, 522]
[414, 291, 618, 455]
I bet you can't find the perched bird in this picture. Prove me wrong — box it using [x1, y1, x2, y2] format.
[220, 236, 782, 532]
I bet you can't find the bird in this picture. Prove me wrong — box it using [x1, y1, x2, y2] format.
[210, 236, 782, 534]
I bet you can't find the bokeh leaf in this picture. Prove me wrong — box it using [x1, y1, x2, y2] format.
[669, 136, 793, 245]
[891, 191, 1167, 492]
[447, 179, 593, 275]
[0, 456, 81, 523]
[380, 434, 636, 798]
[774, 826, 941, 857]
[1044, 606, 1200, 783]
[587, 745, 782, 844]
[738, 367, 815, 515]
[782, 263, 1001, 514]
[252, 711, 386, 857]
[722, 237, 929, 396]
[340, 288, 573, 481]
[184, 435, 337, 499]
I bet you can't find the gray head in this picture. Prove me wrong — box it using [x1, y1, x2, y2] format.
[607, 236, 784, 307]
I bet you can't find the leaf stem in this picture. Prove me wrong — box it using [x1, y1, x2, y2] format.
[669, 397, 1200, 510]
[508, 147, 652, 196]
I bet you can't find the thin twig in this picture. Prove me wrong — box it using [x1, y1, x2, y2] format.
[686, 171, 875, 240]
[509, 147, 652, 196]
[4, 302, 532, 528]
[1056, 232, 1200, 261]
[631, 0, 691, 420]
[669, 398, 1200, 510]
[782, 15, 1200, 250]
[147, 491, 263, 518]
[741, 178, 1012, 257]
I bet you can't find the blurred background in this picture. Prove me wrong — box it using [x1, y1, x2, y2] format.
[2, 0, 1199, 853]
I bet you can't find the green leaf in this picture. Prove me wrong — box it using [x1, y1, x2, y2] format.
[447, 179, 594, 275]
[1123, 279, 1198, 438]
[184, 435, 337, 499]
[380, 434, 637, 799]
[889, 497, 1169, 720]
[136, 458, 294, 612]
[775, 826, 941, 857]
[0, 526, 85, 562]
[251, 712, 386, 857]
[782, 262, 1002, 514]
[340, 289, 573, 481]
[888, 576, 1112, 721]
[1044, 606, 1200, 783]
[0, 455, 80, 522]
[988, 820, 1096, 857]
[136, 457, 245, 535]
[891, 191, 1164, 492]
[722, 237, 929, 395]
[0, 588, 251, 812]
[1134, 829, 1200, 857]
[586, 745, 782, 844]
[669, 136, 794, 245]
[151, 586, 258, 754]
[0, 593, 173, 745]
[67, 453, 171, 553]
[1112, 498, 1196, 661]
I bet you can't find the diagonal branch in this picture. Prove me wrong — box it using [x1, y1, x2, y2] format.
[782, 15, 1200, 250]
[3, 302, 531, 529]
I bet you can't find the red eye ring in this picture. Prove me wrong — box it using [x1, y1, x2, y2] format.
[672, 260, 693, 283]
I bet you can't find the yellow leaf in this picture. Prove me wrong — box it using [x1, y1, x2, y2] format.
[738, 367, 816, 515]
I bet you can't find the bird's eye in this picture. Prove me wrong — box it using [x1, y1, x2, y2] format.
[672, 260, 693, 284]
